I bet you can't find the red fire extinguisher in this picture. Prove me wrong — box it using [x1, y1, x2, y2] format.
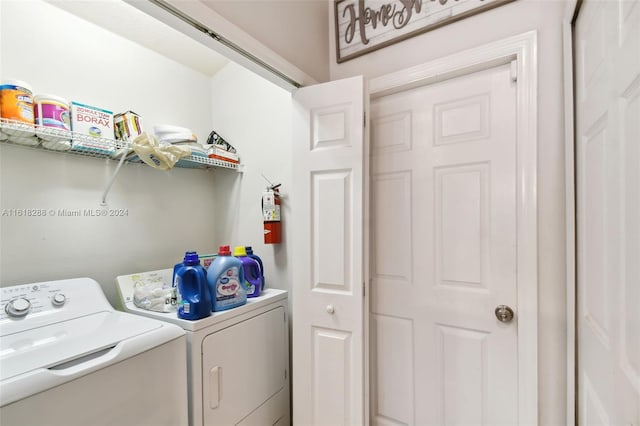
[262, 184, 281, 244]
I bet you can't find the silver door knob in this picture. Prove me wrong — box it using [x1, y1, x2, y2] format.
[326, 304, 335, 314]
[494, 305, 514, 323]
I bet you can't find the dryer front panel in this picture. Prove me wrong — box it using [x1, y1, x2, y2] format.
[201, 306, 287, 425]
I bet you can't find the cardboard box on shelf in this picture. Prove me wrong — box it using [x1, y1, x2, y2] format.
[70, 101, 115, 155]
[207, 145, 239, 164]
[114, 111, 143, 141]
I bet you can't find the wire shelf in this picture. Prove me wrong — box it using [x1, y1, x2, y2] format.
[0, 118, 240, 171]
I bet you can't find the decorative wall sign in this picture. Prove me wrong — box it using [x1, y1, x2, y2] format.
[334, 0, 515, 63]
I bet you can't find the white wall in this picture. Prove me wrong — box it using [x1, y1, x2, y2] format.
[330, 1, 568, 424]
[1, 0, 213, 141]
[0, 0, 291, 308]
[208, 61, 293, 294]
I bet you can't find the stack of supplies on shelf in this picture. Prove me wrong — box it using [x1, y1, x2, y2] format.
[153, 124, 211, 167]
[205, 129, 239, 164]
[0, 78, 239, 171]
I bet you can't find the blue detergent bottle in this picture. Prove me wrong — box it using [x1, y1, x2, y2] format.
[233, 246, 262, 298]
[175, 251, 211, 320]
[245, 246, 265, 292]
[207, 245, 247, 311]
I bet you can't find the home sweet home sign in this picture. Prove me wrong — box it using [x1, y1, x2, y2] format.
[334, 0, 514, 62]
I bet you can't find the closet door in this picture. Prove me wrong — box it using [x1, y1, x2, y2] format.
[292, 76, 369, 426]
[370, 63, 519, 425]
[575, 1, 640, 425]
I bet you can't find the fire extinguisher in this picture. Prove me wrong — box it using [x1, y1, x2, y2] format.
[262, 183, 281, 244]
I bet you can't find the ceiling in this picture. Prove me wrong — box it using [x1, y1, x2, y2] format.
[199, 0, 330, 83]
[46, 0, 230, 77]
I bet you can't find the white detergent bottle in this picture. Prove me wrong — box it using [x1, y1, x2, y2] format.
[207, 245, 246, 311]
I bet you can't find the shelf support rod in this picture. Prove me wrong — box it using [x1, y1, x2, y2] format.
[101, 145, 129, 206]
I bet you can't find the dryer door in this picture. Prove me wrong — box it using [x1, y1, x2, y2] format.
[202, 306, 287, 426]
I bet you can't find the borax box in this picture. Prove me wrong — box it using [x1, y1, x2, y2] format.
[71, 101, 115, 155]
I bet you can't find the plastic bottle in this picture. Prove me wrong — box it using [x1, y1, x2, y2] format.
[207, 245, 247, 311]
[174, 251, 211, 320]
[245, 246, 265, 292]
[233, 246, 262, 298]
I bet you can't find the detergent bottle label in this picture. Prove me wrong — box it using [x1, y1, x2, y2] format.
[216, 266, 242, 307]
[245, 282, 255, 294]
[174, 275, 183, 307]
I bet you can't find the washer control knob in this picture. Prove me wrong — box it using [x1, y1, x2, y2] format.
[52, 293, 66, 307]
[5, 298, 31, 317]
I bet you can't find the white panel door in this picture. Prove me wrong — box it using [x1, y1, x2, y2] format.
[292, 76, 367, 426]
[575, 1, 640, 425]
[370, 63, 518, 425]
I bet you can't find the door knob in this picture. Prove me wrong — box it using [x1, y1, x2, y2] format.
[326, 304, 335, 314]
[494, 305, 514, 323]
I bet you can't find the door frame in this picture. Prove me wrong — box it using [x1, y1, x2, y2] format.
[369, 30, 539, 425]
[562, 1, 579, 425]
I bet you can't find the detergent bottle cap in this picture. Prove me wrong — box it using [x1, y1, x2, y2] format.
[218, 245, 231, 256]
[245, 246, 254, 254]
[183, 251, 200, 264]
[233, 246, 247, 256]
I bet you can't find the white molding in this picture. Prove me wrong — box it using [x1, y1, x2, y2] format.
[563, 2, 578, 425]
[362, 78, 372, 426]
[369, 31, 539, 425]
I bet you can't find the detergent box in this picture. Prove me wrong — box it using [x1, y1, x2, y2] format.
[70, 101, 115, 155]
[114, 110, 143, 142]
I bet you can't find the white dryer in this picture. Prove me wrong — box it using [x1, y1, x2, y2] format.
[116, 269, 290, 426]
[0, 277, 188, 426]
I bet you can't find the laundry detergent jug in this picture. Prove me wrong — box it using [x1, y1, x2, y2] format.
[234, 246, 262, 298]
[207, 245, 246, 311]
[245, 246, 265, 292]
[174, 251, 211, 320]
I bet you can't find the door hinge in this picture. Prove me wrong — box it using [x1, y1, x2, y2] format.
[363, 281, 366, 297]
[363, 112, 366, 128]
[510, 60, 518, 82]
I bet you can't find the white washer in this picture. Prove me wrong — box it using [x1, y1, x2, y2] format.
[116, 269, 290, 426]
[0, 277, 188, 426]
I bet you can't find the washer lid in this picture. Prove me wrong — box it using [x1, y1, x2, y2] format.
[0, 311, 161, 381]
